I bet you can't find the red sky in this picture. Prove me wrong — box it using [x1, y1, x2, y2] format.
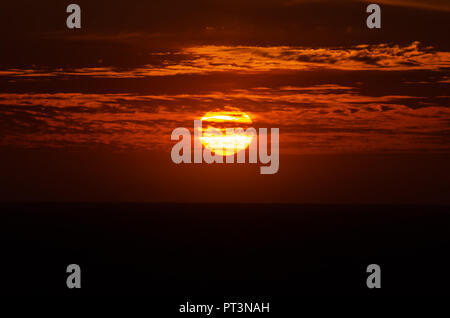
[0, 0, 449, 203]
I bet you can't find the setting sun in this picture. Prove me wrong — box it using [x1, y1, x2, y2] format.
[199, 109, 254, 156]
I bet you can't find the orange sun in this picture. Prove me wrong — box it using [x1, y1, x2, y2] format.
[199, 109, 254, 156]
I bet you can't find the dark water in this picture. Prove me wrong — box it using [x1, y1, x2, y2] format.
[1, 203, 449, 297]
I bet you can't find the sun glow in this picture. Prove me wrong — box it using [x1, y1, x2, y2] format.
[199, 109, 254, 156]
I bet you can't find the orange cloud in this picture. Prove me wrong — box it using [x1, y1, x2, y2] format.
[1, 42, 448, 79]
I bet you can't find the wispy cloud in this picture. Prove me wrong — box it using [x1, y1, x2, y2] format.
[1, 42, 449, 79]
[1, 85, 448, 153]
[362, 0, 450, 12]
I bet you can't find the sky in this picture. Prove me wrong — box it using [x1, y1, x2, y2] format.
[0, 0, 449, 203]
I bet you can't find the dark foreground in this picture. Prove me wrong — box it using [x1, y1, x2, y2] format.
[1, 203, 449, 298]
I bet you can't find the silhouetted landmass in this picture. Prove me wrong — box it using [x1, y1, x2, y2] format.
[1, 203, 449, 296]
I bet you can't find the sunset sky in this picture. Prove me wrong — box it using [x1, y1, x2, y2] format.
[0, 0, 449, 203]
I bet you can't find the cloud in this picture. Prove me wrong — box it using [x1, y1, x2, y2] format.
[1, 42, 449, 79]
[361, 0, 450, 12]
[0, 86, 448, 153]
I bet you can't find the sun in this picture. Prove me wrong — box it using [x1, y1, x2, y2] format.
[199, 109, 254, 156]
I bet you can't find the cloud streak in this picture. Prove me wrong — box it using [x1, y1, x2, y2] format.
[0, 85, 448, 153]
[1, 42, 449, 79]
